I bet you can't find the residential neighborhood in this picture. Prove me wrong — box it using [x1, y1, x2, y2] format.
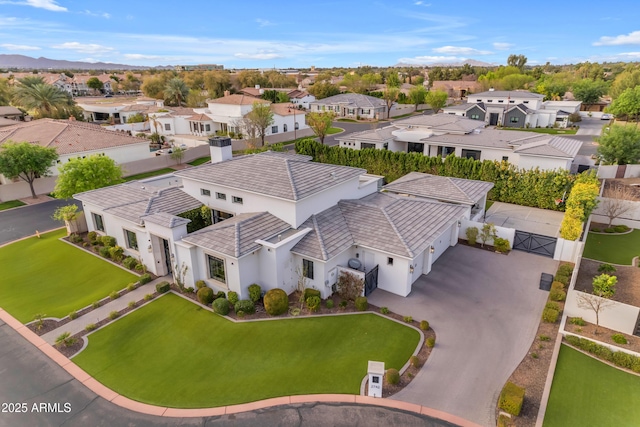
[2, 2, 640, 427]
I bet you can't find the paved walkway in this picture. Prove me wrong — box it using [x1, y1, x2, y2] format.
[41, 276, 169, 345]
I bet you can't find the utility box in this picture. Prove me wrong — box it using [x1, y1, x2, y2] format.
[367, 361, 385, 398]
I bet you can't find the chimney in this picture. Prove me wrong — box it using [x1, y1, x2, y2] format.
[208, 136, 232, 164]
[489, 87, 495, 92]
[223, 90, 230, 97]
[259, 89, 264, 95]
[255, 84, 260, 90]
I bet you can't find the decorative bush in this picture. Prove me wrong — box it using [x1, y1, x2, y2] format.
[354, 296, 368, 311]
[542, 307, 559, 323]
[598, 263, 617, 273]
[325, 299, 334, 309]
[339, 300, 348, 308]
[68, 311, 78, 320]
[410, 355, 420, 368]
[212, 298, 230, 315]
[109, 290, 120, 300]
[127, 283, 136, 292]
[215, 291, 226, 300]
[551, 281, 565, 292]
[83, 242, 91, 247]
[466, 226, 479, 245]
[228, 291, 239, 305]
[565, 335, 640, 373]
[539, 334, 551, 341]
[493, 237, 511, 253]
[101, 235, 116, 247]
[336, 271, 364, 301]
[419, 320, 429, 331]
[557, 264, 574, 277]
[303, 288, 321, 301]
[549, 287, 566, 302]
[570, 317, 586, 326]
[144, 294, 154, 301]
[248, 284, 262, 303]
[69, 233, 83, 243]
[92, 301, 100, 309]
[613, 224, 630, 233]
[196, 287, 214, 305]
[87, 231, 97, 242]
[99, 246, 111, 258]
[264, 289, 289, 316]
[108, 310, 120, 320]
[386, 368, 400, 385]
[499, 382, 525, 416]
[123, 256, 138, 270]
[195, 280, 206, 289]
[234, 299, 255, 315]
[612, 333, 628, 345]
[545, 301, 560, 311]
[85, 323, 96, 332]
[554, 273, 570, 286]
[134, 263, 145, 273]
[128, 301, 136, 309]
[138, 273, 152, 285]
[55, 332, 77, 348]
[426, 337, 436, 348]
[404, 316, 413, 323]
[108, 246, 124, 262]
[380, 306, 390, 314]
[156, 281, 170, 294]
[306, 295, 321, 312]
[185, 287, 194, 293]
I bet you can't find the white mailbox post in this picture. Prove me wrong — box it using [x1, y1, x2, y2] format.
[367, 361, 385, 398]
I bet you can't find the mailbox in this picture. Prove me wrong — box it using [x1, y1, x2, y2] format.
[367, 360, 385, 398]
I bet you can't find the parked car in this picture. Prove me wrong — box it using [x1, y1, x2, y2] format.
[601, 113, 612, 120]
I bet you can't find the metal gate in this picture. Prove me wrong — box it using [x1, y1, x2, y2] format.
[513, 231, 557, 258]
[364, 265, 379, 296]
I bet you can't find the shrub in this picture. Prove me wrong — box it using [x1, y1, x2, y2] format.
[109, 290, 120, 300]
[598, 263, 617, 273]
[185, 287, 194, 293]
[83, 242, 91, 247]
[542, 307, 559, 323]
[466, 226, 479, 245]
[196, 287, 214, 305]
[248, 284, 262, 303]
[426, 337, 436, 348]
[92, 301, 100, 309]
[87, 231, 97, 242]
[69, 233, 83, 243]
[138, 273, 152, 285]
[195, 280, 206, 289]
[494, 237, 511, 253]
[156, 281, 170, 294]
[380, 306, 389, 314]
[325, 299, 334, 309]
[539, 334, 551, 341]
[336, 271, 364, 301]
[499, 382, 525, 416]
[303, 288, 321, 301]
[570, 317, 586, 326]
[554, 273, 570, 286]
[134, 263, 145, 273]
[289, 307, 301, 316]
[108, 245, 124, 262]
[237, 310, 246, 318]
[108, 310, 120, 320]
[123, 256, 138, 270]
[144, 293, 154, 301]
[545, 301, 560, 311]
[68, 311, 78, 320]
[306, 295, 321, 312]
[604, 227, 615, 233]
[234, 299, 255, 315]
[85, 323, 96, 332]
[228, 291, 239, 305]
[214, 291, 226, 300]
[613, 351, 633, 369]
[410, 355, 421, 368]
[386, 368, 400, 385]
[354, 296, 368, 311]
[127, 283, 136, 292]
[549, 287, 566, 301]
[212, 298, 230, 315]
[612, 333, 628, 345]
[403, 316, 413, 323]
[551, 281, 565, 291]
[419, 320, 429, 331]
[264, 289, 289, 316]
[557, 264, 574, 277]
[55, 332, 77, 348]
[614, 224, 630, 233]
[101, 235, 116, 247]
[99, 246, 111, 258]
[531, 352, 539, 359]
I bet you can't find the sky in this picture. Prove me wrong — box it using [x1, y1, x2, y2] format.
[0, 0, 640, 68]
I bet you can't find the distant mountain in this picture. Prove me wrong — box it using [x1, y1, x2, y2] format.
[0, 54, 161, 70]
[394, 59, 496, 68]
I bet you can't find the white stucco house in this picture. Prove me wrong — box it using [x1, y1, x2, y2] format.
[74, 137, 490, 299]
[309, 93, 388, 119]
[337, 114, 582, 171]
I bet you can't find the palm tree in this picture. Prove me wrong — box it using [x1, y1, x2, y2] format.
[12, 83, 71, 118]
[164, 78, 189, 106]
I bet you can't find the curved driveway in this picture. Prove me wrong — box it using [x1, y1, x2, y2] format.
[369, 245, 558, 427]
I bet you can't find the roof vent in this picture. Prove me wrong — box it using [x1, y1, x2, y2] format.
[278, 234, 282, 242]
[330, 171, 336, 179]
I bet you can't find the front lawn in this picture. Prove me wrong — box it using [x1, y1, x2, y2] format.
[543, 345, 640, 427]
[326, 126, 344, 135]
[187, 156, 210, 166]
[73, 293, 419, 408]
[0, 200, 26, 211]
[123, 168, 176, 182]
[0, 229, 137, 322]
[583, 229, 640, 265]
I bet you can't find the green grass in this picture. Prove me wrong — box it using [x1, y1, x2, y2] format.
[73, 293, 419, 408]
[485, 200, 494, 211]
[187, 156, 210, 166]
[500, 127, 578, 135]
[0, 200, 26, 211]
[326, 126, 343, 135]
[543, 345, 640, 427]
[0, 229, 136, 322]
[337, 118, 358, 123]
[583, 229, 640, 265]
[123, 168, 176, 182]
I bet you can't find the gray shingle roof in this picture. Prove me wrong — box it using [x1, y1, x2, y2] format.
[471, 90, 544, 100]
[143, 212, 191, 228]
[293, 205, 354, 260]
[74, 183, 202, 225]
[383, 172, 494, 205]
[336, 126, 396, 142]
[175, 152, 365, 201]
[182, 212, 291, 258]
[393, 114, 486, 133]
[514, 136, 582, 158]
[425, 128, 549, 149]
[311, 93, 386, 108]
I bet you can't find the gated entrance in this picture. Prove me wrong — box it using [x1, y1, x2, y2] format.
[513, 231, 557, 258]
[364, 265, 379, 296]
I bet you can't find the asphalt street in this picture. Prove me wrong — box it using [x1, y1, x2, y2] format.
[0, 199, 79, 245]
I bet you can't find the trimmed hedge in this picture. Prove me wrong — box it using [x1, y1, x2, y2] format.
[549, 287, 567, 302]
[228, 291, 239, 305]
[212, 298, 230, 315]
[248, 284, 262, 303]
[101, 235, 116, 247]
[196, 287, 214, 305]
[234, 299, 255, 315]
[419, 320, 430, 331]
[426, 337, 436, 348]
[123, 256, 138, 270]
[138, 273, 152, 285]
[355, 296, 368, 311]
[542, 307, 559, 323]
[386, 368, 400, 385]
[195, 280, 206, 289]
[306, 296, 321, 312]
[556, 264, 574, 277]
[264, 289, 289, 316]
[499, 382, 525, 416]
[155, 281, 170, 294]
[565, 335, 640, 373]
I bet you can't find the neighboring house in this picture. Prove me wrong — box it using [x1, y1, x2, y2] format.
[77, 96, 165, 124]
[430, 81, 483, 99]
[237, 86, 315, 109]
[442, 90, 582, 129]
[337, 113, 582, 171]
[309, 93, 388, 119]
[75, 139, 477, 299]
[0, 106, 25, 121]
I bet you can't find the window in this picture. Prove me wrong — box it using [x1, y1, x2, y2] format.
[498, 100, 504, 103]
[361, 143, 376, 150]
[124, 229, 138, 250]
[407, 142, 424, 154]
[283, 123, 288, 132]
[509, 100, 515, 103]
[164, 123, 171, 131]
[461, 149, 481, 160]
[271, 125, 278, 134]
[216, 192, 226, 200]
[523, 101, 529, 104]
[201, 188, 211, 196]
[92, 213, 104, 232]
[213, 210, 233, 224]
[232, 196, 243, 204]
[347, 108, 355, 115]
[487, 99, 493, 103]
[205, 124, 211, 132]
[470, 114, 480, 120]
[510, 116, 519, 123]
[362, 109, 371, 115]
[295, 122, 299, 130]
[207, 255, 226, 283]
[303, 259, 314, 280]
[502, 156, 509, 161]
[387, 257, 394, 266]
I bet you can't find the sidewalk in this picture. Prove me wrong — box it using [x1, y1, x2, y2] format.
[41, 276, 169, 345]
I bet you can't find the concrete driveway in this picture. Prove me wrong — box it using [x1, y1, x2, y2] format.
[0, 199, 79, 245]
[484, 202, 564, 237]
[368, 244, 558, 427]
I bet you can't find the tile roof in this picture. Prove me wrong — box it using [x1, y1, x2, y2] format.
[207, 94, 266, 106]
[0, 118, 19, 128]
[514, 136, 582, 158]
[471, 90, 544, 100]
[0, 106, 23, 116]
[383, 172, 494, 205]
[186, 113, 213, 121]
[74, 182, 202, 225]
[175, 151, 365, 201]
[270, 103, 307, 117]
[0, 118, 149, 155]
[393, 113, 486, 133]
[143, 212, 191, 228]
[311, 93, 386, 108]
[293, 205, 354, 260]
[182, 212, 291, 257]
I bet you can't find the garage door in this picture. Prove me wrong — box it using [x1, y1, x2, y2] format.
[513, 230, 556, 258]
[432, 224, 454, 263]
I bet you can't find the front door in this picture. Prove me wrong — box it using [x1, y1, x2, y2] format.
[489, 113, 499, 126]
[162, 238, 172, 275]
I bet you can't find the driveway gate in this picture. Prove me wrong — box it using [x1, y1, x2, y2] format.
[364, 265, 379, 296]
[513, 231, 557, 258]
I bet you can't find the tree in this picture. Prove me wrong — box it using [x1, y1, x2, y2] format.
[54, 155, 122, 199]
[479, 223, 497, 247]
[576, 292, 614, 334]
[12, 82, 72, 118]
[572, 79, 608, 105]
[307, 112, 336, 144]
[203, 70, 231, 98]
[307, 81, 340, 99]
[170, 146, 186, 165]
[425, 89, 448, 113]
[507, 54, 527, 72]
[0, 77, 10, 105]
[244, 102, 274, 146]
[600, 183, 640, 227]
[596, 124, 640, 165]
[609, 69, 640, 99]
[86, 77, 104, 94]
[408, 85, 427, 110]
[382, 87, 399, 118]
[0, 141, 58, 198]
[607, 86, 640, 122]
[237, 70, 268, 88]
[386, 72, 401, 88]
[164, 77, 189, 106]
[141, 75, 167, 99]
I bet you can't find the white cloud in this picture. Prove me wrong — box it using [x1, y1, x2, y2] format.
[234, 51, 283, 60]
[0, 43, 40, 50]
[413, 1, 431, 5]
[493, 42, 513, 50]
[124, 53, 160, 60]
[397, 55, 464, 64]
[52, 42, 115, 54]
[433, 45, 491, 55]
[256, 18, 274, 27]
[82, 10, 111, 19]
[3, 0, 68, 11]
[593, 30, 640, 46]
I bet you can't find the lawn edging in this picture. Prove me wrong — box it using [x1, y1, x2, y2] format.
[58, 236, 143, 277]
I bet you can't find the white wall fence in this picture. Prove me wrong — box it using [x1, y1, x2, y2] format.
[0, 176, 57, 202]
[564, 289, 639, 336]
[553, 238, 584, 263]
[121, 145, 210, 176]
[597, 165, 640, 179]
[592, 197, 640, 229]
[104, 122, 150, 133]
[458, 218, 515, 247]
